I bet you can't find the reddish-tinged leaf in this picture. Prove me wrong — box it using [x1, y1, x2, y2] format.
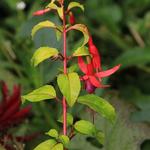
[96, 64, 121, 78]
[78, 57, 87, 74]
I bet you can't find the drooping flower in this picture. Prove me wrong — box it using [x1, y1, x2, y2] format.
[88, 36, 102, 71]
[78, 57, 121, 93]
[33, 8, 50, 16]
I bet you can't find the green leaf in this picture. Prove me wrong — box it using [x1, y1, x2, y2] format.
[58, 113, 74, 126]
[68, 24, 89, 47]
[52, 143, 63, 150]
[68, 2, 84, 11]
[59, 135, 70, 146]
[22, 85, 56, 102]
[78, 94, 116, 123]
[46, 129, 59, 138]
[31, 47, 59, 67]
[57, 72, 81, 107]
[73, 46, 89, 57]
[74, 120, 97, 136]
[96, 131, 105, 145]
[31, 21, 57, 38]
[34, 139, 57, 150]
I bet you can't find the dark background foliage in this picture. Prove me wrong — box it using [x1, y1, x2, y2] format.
[0, 0, 150, 150]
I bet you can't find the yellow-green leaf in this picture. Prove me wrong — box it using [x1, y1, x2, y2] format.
[22, 85, 56, 102]
[34, 139, 57, 150]
[52, 143, 63, 150]
[73, 46, 89, 57]
[57, 72, 81, 107]
[78, 94, 116, 123]
[57, 7, 63, 20]
[59, 135, 70, 146]
[68, 24, 89, 47]
[31, 47, 59, 67]
[31, 21, 56, 38]
[68, 2, 84, 11]
[46, 2, 63, 20]
[74, 120, 97, 136]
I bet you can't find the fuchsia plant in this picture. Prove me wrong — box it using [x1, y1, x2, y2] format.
[22, 0, 120, 149]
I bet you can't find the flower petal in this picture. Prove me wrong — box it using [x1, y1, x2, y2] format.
[89, 76, 101, 87]
[88, 36, 102, 70]
[78, 57, 88, 74]
[96, 64, 121, 78]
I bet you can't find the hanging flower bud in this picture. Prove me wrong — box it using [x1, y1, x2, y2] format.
[69, 12, 75, 25]
[33, 8, 50, 16]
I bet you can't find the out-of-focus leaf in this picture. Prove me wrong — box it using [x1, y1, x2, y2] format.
[131, 109, 150, 122]
[114, 48, 150, 68]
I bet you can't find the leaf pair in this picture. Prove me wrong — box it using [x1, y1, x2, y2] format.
[46, 129, 70, 147]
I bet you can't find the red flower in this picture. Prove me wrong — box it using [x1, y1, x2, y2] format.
[0, 81, 31, 132]
[78, 57, 121, 93]
[88, 36, 102, 71]
[69, 12, 75, 25]
[33, 8, 50, 16]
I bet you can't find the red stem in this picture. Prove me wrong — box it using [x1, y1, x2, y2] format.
[62, 1, 67, 136]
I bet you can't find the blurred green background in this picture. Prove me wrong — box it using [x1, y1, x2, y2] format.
[0, 0, 150, 150]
